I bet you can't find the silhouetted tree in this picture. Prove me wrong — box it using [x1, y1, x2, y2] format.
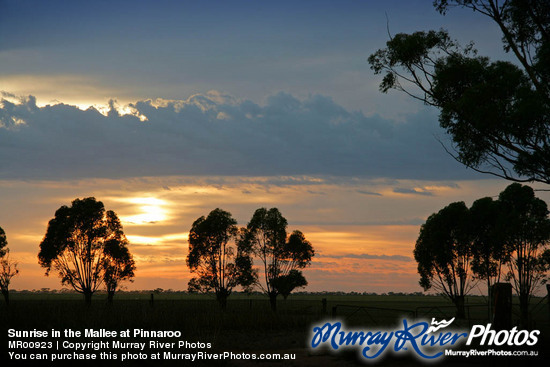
[469, 197, 508, 318]
[0, 226, 6, 258]
[414, 202, 474, 317]
[271, 269, 308, 300]
[0, 250, 18, 305]
[241, 208, 314, 311]
[272, 231, 313, 299]
[0, 226, 15, 304]
[186, 208, 256, 309]
[38, 197, 129, 305]
[369, 0, 550, 184]
[498, 183, 550, 326]
[103, 212, 136, 303]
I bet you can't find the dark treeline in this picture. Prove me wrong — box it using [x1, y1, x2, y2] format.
[1, 200, 315, 313]
[6, 289, 428, 297]
[415, 183, 550, 326]
[370, 0, 550, 329]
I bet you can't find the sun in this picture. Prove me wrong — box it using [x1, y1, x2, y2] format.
[120, 197, 168, 225]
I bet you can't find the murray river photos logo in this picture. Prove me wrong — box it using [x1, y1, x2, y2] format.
[310, 318, 540, 361]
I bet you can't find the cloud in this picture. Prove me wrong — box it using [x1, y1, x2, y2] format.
[291, 218, 425, 226]
[393, 187, 434, 196]
[357, 189, 382, 196]
[320, 253, 412, 262]
[0, 91, 473, 181]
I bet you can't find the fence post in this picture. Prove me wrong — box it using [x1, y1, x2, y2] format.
[492, 283, 512, 330]
[331, 306, 337, 318]
[150, 293, 154, 307]
[322, 298, 327, 315]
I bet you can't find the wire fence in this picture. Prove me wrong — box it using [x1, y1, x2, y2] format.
[329, 296, 550, 329]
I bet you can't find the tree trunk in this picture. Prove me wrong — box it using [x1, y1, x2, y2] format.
[268, 291, 278, 312]
[454, 295, 465, 319]
[1, 289, 9, 306]
[107, 290, 115, 304]
[547, 285, 550, 323]
[83, 290, 93, 306]
[491, 283, 512, 330]
[519, 292, 530, 328]
[487, 279, 492, 322]
[216, 289, 229, 311]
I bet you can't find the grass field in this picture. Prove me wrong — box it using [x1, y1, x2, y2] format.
[1, 293, 549, 366]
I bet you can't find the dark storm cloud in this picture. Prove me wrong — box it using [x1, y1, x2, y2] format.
[0, 91, 474, 180]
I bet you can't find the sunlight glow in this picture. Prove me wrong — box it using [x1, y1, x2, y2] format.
[127, 233, 188, 245]
[91, 102, 148, 121]
[126, 235, 162, 245]
[120, 197, 169, 225]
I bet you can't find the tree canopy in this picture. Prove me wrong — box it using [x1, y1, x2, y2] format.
[469, 196, 508, 288]
[0, 250, 19, 305]
[0, 228, 18, 305]
[414, 201, 473, 317]
[270, 269, 308, 300]
[0, 226, 7, 258]
[186, 208, 256, 309]
[38, 197, 134, 304]
[498, 183, 550, 325]
[240, 208, 314, 310]
[102, 211, 136, 303]
[369, 0, 550, 183]
[415, 183, 550, 323]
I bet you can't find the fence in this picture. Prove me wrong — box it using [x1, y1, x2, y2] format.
[329, 297, 549, 329]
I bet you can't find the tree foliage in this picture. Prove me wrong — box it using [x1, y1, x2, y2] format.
[38, 197, 134, 304]
[369, 0, 550, 184]
[186, 208, 256, 309]
[102, 211, 136, 303]
[241, 208, 314, 310]
[271, 230, 313, 299]
[414, 201, 473, 317]
[415, 184, 550, 323]
[0, 226, 18, 306]
[497, 183, 550, 325]
[469, 197, 508, 288]
[0, 251, 18, 305]
[0, 226, 7, 258]
[271, 269, 308, 300]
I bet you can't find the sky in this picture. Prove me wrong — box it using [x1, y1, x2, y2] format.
[1, 0, 548, 294]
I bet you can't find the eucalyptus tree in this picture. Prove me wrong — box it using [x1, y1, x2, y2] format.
[240, 208, 314, 311]
[0, 226, 6, 258]
[186, 208, 256, 309]
[38, 197, 133, 305]
[470, 198, 507, 286]
[497, 183, 550, 326]
[0, 228, 19, 305]
[271, 231, 313, 300]
[468, 197, 508, 319]
[103, 211, 136, 303]
[369, 0, 550, 184]
[414, 202, 474, 318]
